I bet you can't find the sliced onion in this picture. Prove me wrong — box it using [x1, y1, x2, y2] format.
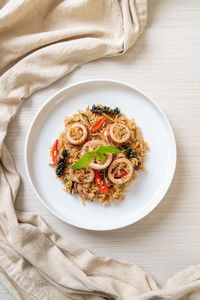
[86, 126, 91, 141]
[104, 125, 112, 144]
[109, 123, 130, 144]
[66, 122, 88, 146]
[113, 153, 126, 160]
[73, 182, 78, 193]
[81, 140, 112, 170]
[69, 167, 94, 183]
[108, 157, 133, 184]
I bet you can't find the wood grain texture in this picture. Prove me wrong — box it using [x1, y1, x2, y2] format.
[2, 0, 200, 298]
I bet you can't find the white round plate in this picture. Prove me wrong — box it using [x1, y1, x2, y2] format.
[25, 80, 176, 231]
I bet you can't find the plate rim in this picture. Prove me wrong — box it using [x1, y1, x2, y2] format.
[24, 79, 177, 231]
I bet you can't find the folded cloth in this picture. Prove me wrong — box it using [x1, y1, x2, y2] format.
[0, 1, 200, 299]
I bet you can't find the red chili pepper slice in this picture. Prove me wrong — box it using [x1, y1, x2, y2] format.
[52, 139, 58, 166]
[91, 116, 107, 133]
[94, 170, 109, 194]
[114, 171, 127, 178]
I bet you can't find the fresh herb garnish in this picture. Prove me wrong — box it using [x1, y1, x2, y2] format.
[79, 110, 92, 126]
[71, 152, 94, 169]
[70, 182, 74, 194]
[98, 145, 122, 154]
[63, 179, 67, 184]
[71, 145, 122, 169]
[82, 113, 91, 125]
[95, 150, 106, 162]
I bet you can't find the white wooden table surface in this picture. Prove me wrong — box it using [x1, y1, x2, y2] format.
[2, 0, 200, 298]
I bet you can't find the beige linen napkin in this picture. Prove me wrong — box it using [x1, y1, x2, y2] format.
[1, 1, 200, 299]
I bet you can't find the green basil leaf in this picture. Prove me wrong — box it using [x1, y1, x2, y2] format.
[95, 150, 106, 162]
[71, 152, 93, 169]
[97, 145, 123, 154]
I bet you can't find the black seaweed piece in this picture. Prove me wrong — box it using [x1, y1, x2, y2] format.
[62, 149, 68, 158]
[91, 105, 102, 114]
[56, 157, 66, 177]
[90, 105, 120, 115]
[125, 148, 137, 159]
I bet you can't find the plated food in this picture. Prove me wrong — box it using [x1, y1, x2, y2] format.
[26, 80, 176, 229]
[50, 104, 149, 205]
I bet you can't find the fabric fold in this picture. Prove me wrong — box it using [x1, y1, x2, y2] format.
[0, 0, 200, 299]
